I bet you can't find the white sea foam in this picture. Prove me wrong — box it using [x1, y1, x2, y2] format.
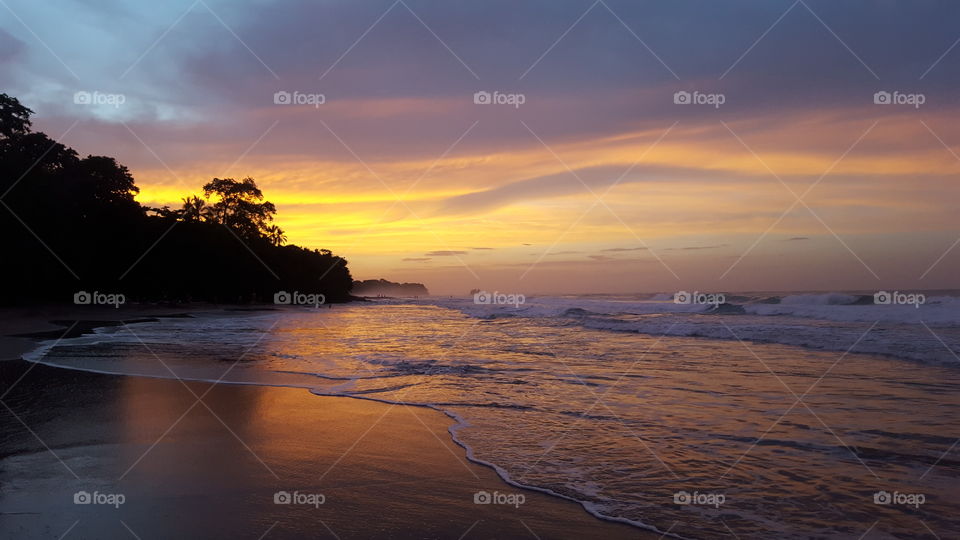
[402, 292, 960, 365]
[778, 293, 861, 305]
[16, 300, 960, 538]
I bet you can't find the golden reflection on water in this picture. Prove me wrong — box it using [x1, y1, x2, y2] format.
[118, 376, 265, 484]
[100, 305, 960, 538]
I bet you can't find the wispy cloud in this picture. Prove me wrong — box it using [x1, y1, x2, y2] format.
[5, 0, 959, 294]
[665, 245, 729, 251]
[601, 247, 649, 252]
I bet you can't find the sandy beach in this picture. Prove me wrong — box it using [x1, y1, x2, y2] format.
[0, 309, 653, 539]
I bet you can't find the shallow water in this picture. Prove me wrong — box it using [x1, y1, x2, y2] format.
[26, 302, 960, 538]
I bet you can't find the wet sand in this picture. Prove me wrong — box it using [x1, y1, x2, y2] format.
[0, 304, 250, 362]
[0, 312, 655, 539]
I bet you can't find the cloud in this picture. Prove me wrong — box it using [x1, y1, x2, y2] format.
[402, 257, 432, 261]
[172, 0, 958, 112]
[435, 165, 670, 216]
[665, 244, 729, 251]
[785, 236, 810, 241]
[6, 0, 960, 295]
[601, 247, 649, 252]
[471, 247, 494, 250]
[497, 258, 661, 268]
[589, 255, 615, 261]
[0, 28, 24, 64]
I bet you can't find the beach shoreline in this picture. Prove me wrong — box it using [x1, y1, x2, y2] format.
[0, 306, 658, 539]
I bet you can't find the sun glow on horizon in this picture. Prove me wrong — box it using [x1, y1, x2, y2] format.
[9, 0, 958, 294]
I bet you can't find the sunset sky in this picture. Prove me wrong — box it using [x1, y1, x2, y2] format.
[3, 0, 959, 294]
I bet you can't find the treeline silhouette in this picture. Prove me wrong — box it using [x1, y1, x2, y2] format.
[352, 279, 428, 297]
[0, 93, 353, 305]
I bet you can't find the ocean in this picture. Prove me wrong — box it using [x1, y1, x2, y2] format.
[24, 292, 960, 538]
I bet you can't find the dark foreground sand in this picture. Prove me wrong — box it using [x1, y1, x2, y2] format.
[0, 311, 654, 539]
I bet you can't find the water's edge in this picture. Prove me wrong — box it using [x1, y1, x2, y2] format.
[16, 317, 685, 539]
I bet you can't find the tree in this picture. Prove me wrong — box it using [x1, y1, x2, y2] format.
[0, 132, 78, 178]
[0, 93, 33, 138]
[180, 195, 211, 222]
[202, 177, 277, 239]
[0, 93, 355, 305]
[264, 224, 286, 246]
[75, 156, 139, 201]
[51, 155, 144, 226]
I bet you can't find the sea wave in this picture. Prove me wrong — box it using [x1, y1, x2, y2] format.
[17, 302, 960, 538]
[398, 292, 960, 365]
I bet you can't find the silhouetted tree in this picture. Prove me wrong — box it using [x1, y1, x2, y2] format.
[202, 177, 276, 239]
[180, 195, 211, 223]
[0, 94, 354, 305]
[264, 224, 286, 246]
[0, 93, 32, 138]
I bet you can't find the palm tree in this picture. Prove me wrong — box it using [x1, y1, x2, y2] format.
[264, 225, 286, 246]
[180, 195, 211, 222]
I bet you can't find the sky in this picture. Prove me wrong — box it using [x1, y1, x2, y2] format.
[2, 0, 959, 295]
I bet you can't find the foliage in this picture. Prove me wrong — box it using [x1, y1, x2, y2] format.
[0, 93, 32, 138]
[0, 94, 353, 304]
